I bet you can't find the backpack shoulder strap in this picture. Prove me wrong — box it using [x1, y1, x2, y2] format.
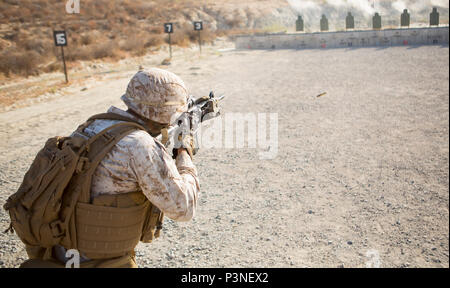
[88, 113, 167, 138]
[76, 121, 147, 203]
[88, 113, 145, 127]
[58, 121, 148, 250]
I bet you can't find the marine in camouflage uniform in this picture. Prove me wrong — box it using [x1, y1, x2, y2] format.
[46, 68, 200, 267]
[89, 69, 199, 220]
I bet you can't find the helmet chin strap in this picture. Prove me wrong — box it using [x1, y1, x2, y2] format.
[126, 109, 169, 137]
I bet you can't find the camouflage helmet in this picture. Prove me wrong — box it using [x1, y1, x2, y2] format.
[121, 68, 189, 124]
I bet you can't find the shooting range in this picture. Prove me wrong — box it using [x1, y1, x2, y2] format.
[236, 8, 449, 50]
[0, 0, 449, 270]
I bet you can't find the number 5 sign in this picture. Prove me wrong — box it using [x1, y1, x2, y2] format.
[53, 31, 67, 46]
[53, 30, 69, 83]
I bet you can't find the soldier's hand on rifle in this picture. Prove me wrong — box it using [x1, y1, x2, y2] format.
[175, 133, 196, 159]
[158, 91, 224, 159]
[172, 112, 198, 159]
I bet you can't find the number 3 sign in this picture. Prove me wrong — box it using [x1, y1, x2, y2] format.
[193, 21, 203, 53]
[194, 21, 203, 31]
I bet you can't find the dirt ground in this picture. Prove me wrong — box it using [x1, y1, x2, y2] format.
[0, 43, 448, 268]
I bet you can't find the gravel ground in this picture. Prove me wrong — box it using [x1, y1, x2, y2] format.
[0, 44, 448, 268]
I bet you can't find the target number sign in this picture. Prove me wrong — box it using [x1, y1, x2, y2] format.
[194, 21, 203, 31]
[53, 31, 67, 46]
[164, 23, 173, 33]
[53, 30, 69, 83]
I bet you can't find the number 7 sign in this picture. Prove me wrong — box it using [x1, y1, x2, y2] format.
[164, 23, 173, 34]
[164, 23, 174, 58]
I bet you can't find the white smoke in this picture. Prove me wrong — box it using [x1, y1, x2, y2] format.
[391, 0, 449, 13]
[326, 0, 375, 16]
[392, 1, 408, 13]
[286, 0, 321, 17]
[287, 0, 375, 18]
[287, 0, 377, 30]
[287, 0, 449, 31]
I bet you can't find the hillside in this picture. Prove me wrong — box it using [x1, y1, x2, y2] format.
[0, 0, 448, 78]
[0, 0, 292, 77]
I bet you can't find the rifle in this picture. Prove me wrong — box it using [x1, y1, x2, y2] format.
[155, 91, 225, 155]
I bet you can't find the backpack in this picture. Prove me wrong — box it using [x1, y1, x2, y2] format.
[3, 114, 148, 259]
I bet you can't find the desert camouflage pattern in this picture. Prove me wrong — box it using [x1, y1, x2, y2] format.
[78, 106, 200, 222]
[121, 68, 189, 124]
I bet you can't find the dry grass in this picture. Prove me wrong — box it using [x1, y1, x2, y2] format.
[0, 0, 263, 78]
[0, 49, 40, 77]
